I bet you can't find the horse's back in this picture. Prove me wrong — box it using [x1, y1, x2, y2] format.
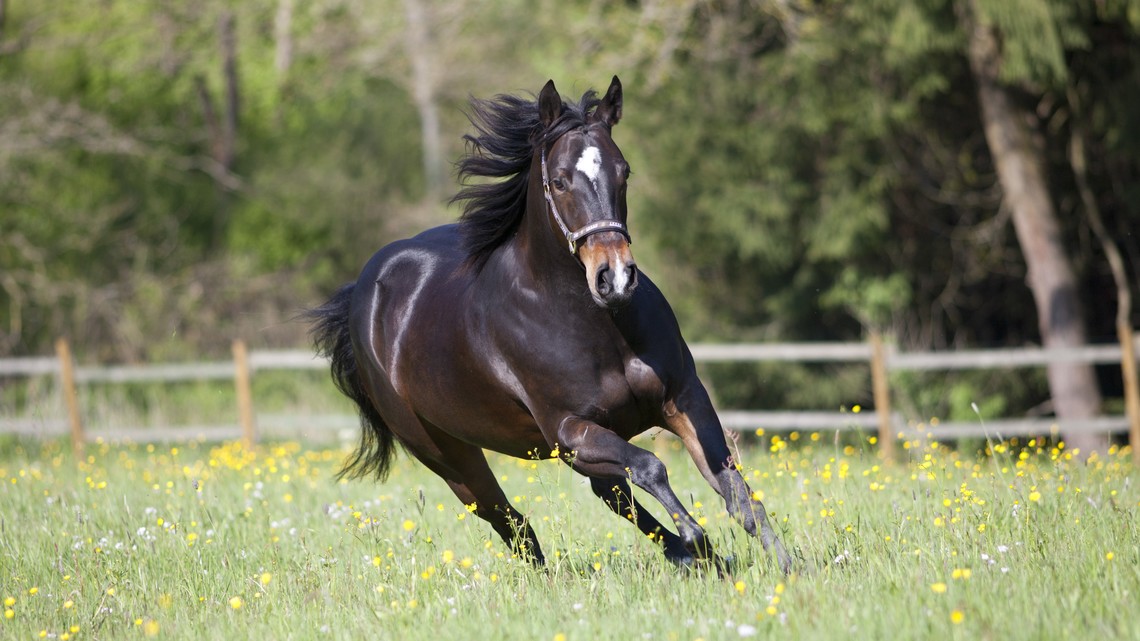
[357, 224, 462, 281]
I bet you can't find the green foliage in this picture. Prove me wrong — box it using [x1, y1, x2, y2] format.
[891, 369, 1049, 423]
[1, 0, 1138, 423]
[702, 361, 872, 415]
[976, 0, 1076, 86]
[227, 77, 424, 274]
[0, 1, 427, 358]
[821, 270, 912, 329]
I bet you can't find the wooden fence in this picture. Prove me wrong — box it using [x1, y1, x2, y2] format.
[2, 334, 1138, 463]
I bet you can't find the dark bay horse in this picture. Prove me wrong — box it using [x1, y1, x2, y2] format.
[308, 76, 792, 573]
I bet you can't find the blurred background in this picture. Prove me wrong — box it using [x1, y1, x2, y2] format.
[1, 0, 1138, 436]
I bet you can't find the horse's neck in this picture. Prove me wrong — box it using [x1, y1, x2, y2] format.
[506, 187, 585, 289]
[474, 234, 606, 333]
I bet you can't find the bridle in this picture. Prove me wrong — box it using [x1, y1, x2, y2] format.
[540, 146, 631, 256]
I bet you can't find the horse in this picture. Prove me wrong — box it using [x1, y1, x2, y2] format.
[307, 76, 792, 573]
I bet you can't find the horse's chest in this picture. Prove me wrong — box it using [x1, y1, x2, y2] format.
[624, 356, 666, 402]
[579, 356, 664, 428]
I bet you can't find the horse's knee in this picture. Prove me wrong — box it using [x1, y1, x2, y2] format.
[630, 452, 669, 489]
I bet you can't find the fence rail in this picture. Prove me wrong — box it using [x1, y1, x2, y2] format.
[2, 335, 1138, 462]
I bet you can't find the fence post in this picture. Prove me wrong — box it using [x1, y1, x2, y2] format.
[54, 338, 84, 458]
[232, 339, 256, 448]
[1119, 325, 1140, 466]
[869, 331, 894, 461]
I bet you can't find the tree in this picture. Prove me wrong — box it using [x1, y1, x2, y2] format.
[957, 0, 1107, 453]
[539, 0, 1137, 435]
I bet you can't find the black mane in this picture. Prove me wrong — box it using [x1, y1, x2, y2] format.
[452, 89, 601, 267]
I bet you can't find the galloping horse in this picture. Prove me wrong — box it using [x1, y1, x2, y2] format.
[308, 76, 792, 573]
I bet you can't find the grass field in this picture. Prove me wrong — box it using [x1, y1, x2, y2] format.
[0, 430, 1137, 640]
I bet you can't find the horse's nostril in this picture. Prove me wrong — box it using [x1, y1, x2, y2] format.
[627, 263, 638, 287]
[596, 265, 612, 295]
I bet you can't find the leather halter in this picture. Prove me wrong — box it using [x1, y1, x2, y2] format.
[540, 147, 631, 255]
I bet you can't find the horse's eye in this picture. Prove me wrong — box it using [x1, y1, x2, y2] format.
[551, 178, 566, 191]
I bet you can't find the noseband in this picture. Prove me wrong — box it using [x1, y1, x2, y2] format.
[540, 148, 631, 256]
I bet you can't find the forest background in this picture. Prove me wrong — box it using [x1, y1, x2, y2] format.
[1, 0, 1138, 445]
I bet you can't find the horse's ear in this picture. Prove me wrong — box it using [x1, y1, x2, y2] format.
[539, 80, 562, 129]
[592, 75, 623, 127]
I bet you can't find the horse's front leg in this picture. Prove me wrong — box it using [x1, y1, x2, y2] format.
[554, 416, 715, 561]
[663, 381, 794, 574]
[588, 476, 697, 567]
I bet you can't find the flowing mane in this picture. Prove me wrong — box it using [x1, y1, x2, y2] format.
[452, 89, 601, 267]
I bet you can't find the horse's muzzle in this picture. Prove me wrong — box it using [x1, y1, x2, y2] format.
[594, 261, 638, 306]
[581, 233, 638, 308]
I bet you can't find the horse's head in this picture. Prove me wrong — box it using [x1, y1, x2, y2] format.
[538, 76, 638, 309]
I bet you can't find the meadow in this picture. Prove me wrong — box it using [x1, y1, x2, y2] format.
[0, 428, 1137, 641]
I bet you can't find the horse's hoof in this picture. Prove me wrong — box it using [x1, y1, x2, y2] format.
[780, 558, 793, 575]
[664, 547, 697, 570]
[706, 554, 735, 578]
[718, 554, 737, 576]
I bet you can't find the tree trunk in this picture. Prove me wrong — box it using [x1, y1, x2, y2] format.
[959, 0, 1107, 455]
[219, 11, 239, 173]
[274, 0, 293, 80]
[197, 12, 241, 248]
[1068, 88, 1140, 463]
[402, 0, 444, 199]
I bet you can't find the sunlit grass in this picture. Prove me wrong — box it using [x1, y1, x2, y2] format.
[0, 432, 1136, 640]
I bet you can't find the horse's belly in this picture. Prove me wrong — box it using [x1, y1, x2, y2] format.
[414, 386, 549, 458]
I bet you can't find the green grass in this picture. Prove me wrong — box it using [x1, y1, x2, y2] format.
[0, 433, 1137, 640]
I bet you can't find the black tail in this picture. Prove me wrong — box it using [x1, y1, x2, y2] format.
[305, 283, 396, 481]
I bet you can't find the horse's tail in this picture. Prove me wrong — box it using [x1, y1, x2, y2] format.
[305, 283, 396, 481]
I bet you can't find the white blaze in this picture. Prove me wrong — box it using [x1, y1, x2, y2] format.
[576, 146, 602, 188]
[612, 256, 630, 293]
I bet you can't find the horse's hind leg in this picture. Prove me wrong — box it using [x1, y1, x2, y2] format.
[443, 466, 544, 565]
[401, 434, 545, 565]
[663, 384, 793, 574]
[350, 340, 542, 563]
